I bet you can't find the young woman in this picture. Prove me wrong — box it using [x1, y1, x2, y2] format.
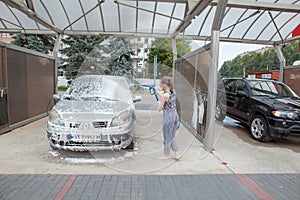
[157, 76, 180, 160]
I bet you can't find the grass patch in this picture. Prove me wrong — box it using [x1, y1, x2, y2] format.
[58, 86, 68, 91]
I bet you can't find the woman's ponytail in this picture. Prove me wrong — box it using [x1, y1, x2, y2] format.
[160, 76, 174, 93]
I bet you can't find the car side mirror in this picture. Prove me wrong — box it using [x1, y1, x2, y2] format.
[53, 94, 61, 101]
[237, 91, 249, 97]
[133, 95, 142, 103]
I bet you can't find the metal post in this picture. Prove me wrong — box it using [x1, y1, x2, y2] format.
[172, 36, 177, 82]
[53, 34, 63, 94]
[274, 44, 286, 82]
[204, 0, 228, 151]
[204, 30, 220, 151]
[154, 55, 157, 85]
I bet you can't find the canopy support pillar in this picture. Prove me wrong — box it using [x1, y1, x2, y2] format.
[204, 0, 228, 151]
[53, 34, 63, 94]
[274, 45, 286, 82]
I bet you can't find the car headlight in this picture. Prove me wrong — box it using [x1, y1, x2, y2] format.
[272, 110, 298, 120]
[111, 111, 132, 127]
[48, 109, 64, 126]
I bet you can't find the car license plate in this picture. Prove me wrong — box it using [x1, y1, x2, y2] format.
[72, 135, 102, 141]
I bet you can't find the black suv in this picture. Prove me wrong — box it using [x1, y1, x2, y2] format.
[216, 78, 300, 142]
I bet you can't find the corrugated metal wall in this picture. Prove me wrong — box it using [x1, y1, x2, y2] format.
[0, 47, 4, 86]
[0, 43, 55, 134]
[284, 67, 300, 95]
[174, 45, 210, 141]
[0, 47, 8, 129]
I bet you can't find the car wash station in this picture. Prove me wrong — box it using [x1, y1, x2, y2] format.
[0, 0, 300, 199]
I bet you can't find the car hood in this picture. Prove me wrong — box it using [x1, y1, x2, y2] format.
[274, 98, 300, 110]
[53, 99, 133, 121]
[255, 96, 300, 110]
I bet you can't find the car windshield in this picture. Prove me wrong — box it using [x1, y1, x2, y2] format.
[249, 80, 299, 98]
[63, 75, 132, 103]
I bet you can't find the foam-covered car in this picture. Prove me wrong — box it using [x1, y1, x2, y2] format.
[46, 75, 141, 151]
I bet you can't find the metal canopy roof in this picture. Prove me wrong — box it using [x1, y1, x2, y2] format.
[0, 0, 300, 45]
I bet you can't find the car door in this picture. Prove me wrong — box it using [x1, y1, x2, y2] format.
[223, 79, 236, 115]
[233, 79, 250, 121]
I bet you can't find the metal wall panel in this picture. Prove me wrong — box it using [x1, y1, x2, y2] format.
[0, 47, 9, 129]
[195, 50, 210, 93]
[177, 57, 196, 132]
[7, 48, 28, 125]
[0, 47, 4, 87]
[195, 49, 210, 139]
[0, 47, 2, 86]
[2, 45, 55, 129]
[174, 45, 210, 141]
[284, 67, 300, 95]
[27, 54, 55, 118]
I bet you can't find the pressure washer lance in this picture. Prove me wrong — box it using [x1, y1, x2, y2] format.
[140, 84, 159, 101]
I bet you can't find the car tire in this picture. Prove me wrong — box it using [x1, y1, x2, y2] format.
[126, 139, 134, 150]
[250, 115, 272, 142]
[215, 102, 225, 121]
[49, 143, 58, 150]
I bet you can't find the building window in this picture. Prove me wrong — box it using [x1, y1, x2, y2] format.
[2, 33, 11, 38]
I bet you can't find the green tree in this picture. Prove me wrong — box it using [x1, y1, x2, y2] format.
[219, 41, 300, 78]
[76, 36, 134, 78]
[262, 49, 280, 70]
[60, 35, 107, 79]
[147, 38, 191, 78]
[282, 41, 300, 65]
[219, 61, 230, 78]
[11, 34, 55, 54]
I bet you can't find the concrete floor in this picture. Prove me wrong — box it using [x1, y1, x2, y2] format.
[0, 109, 300, 175]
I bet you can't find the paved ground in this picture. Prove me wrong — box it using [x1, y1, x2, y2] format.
[0, 94, 300, 199]
[1, 174, 299, 200]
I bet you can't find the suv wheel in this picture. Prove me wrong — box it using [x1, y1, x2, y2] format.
[250, 115, 272, 142]
[215, 103, 225, 121]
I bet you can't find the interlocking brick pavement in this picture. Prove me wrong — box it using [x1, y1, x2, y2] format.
[1, 174, 299, 200]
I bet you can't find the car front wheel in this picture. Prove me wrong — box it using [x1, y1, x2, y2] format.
[125, 139, 134, 150]
[250, 115, 272, 142]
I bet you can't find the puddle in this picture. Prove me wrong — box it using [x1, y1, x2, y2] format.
[48, 149, 135, 165]
[49, 150, 61, 157]
[62, 152, 134, 164]
[223, 117, 243, 127]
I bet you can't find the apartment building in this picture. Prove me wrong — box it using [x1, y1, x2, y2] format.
[0, 33, 14, 43]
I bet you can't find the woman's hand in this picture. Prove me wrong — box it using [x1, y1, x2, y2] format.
[156, 88, 163, 97]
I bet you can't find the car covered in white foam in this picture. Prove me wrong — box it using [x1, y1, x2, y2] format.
[46, 75, 141, 151]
